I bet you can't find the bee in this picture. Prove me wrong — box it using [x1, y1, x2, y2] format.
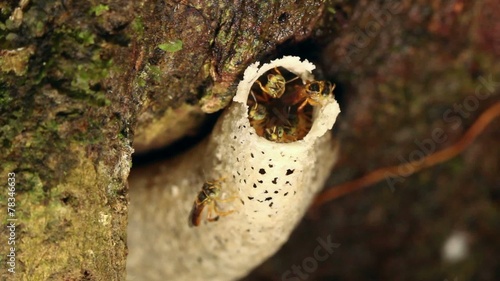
[248, 90, 268, 123]
[248, 102, 268, 135]
[264, 107, 312, 143]
[264, 126, 286, 142]
[247, 89, 269, 135]
[249, 102, 268, 124]
[190, 179, 235, 227]
[260, 105, 294, 142]
[254, 67, 299, 100]
[283, 80, 336, 111]
[284, 109, 312, 141]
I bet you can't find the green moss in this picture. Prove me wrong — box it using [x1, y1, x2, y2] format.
[0, 21, 114, 190]
[0, 111, 24, 153]
[143, 64, 162, 82]
[90, 4, 109, 16]
[137, 75, 146, 87]
[0, 1, 128, 278]
[40, 27, 114, 105]
[133, 63, 163, 90]
[158, 39, 183, 52]
[76, 29, 95, 45]
[22, 173, 45, 205]
[1, 153, 126, 279]
[1, 18, 114, 107]
[131, 17, 144, 34]
[0, 89, 13, 107]
[22, 6, 48, 38]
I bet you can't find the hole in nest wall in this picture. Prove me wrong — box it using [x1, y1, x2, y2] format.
[258, 38, 347, 136]
[245, 50, 338, 143]
[247, 66, 327, 143]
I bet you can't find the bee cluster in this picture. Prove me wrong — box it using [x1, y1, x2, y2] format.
[247, 67, 335, 143]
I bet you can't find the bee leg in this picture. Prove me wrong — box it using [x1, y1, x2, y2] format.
[273, 67, 300, 84]
[207, 216, 220, 222]
[214, 195, 238, 217]
[297, 99, 309, 112]
[255, 80, 271, 102]
[256, 80, 267, 93]
[249, 90, 258, 104]
[217, 195, 239, 203]
[308, 99, 322, 108]
[272, 67, 282, 76]
[206, 202, 220, 222]
[286, 75, 300, 84]
[214, 203, 235, 217]
[250, 90, 267, 104]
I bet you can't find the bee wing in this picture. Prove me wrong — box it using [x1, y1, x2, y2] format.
[281, 84, 307, 106]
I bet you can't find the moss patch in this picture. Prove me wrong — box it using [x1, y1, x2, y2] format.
[0, 0, 131, 278]
[0, 148, 127, 279]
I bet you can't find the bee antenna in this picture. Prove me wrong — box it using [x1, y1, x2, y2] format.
[250, 90, 258, 104]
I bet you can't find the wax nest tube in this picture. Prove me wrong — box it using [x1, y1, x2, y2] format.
[127, 56, 341, 281]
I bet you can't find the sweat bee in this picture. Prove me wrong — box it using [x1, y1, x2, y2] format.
[263, 105, 312, 143]
[283, 108, 313, 142]
[190, 178, 236, 227]
[254, 67, 299, 100]
[283, 80, 336, 111]
[248, 102, 268, 136]
[264, 126, 286, 142]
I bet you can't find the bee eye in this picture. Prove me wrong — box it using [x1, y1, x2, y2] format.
[208, 188, 218, 196]
[278, 128, 284, 137]
[308, 82, 320, 92]
[323, 82, 332, 96]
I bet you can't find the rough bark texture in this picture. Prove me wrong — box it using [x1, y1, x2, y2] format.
[1, 1, 134, 280]
[0, 0, 326, 279]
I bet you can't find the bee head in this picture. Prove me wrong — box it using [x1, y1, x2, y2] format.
[306, 81, 335, 102]
[266, 74, 286, 98]
[206, 186, 219, 199]
[249, 103, 267, 121]
[265, 126, 285, 141]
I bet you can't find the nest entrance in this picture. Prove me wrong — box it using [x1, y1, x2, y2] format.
[247, 67, 314, 143]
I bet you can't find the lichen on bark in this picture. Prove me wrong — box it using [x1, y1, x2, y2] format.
[1, 0, 132, 279]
